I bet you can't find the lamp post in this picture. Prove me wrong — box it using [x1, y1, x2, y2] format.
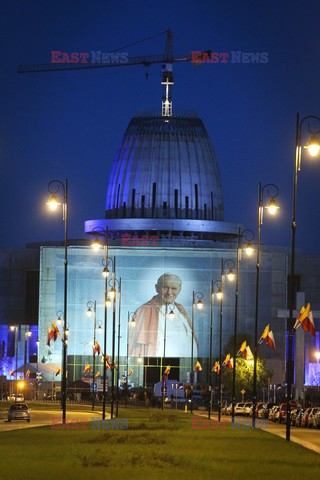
[86, 300, 97, 411]
[215, 258, 236, 422]
[107, 265, 121, 419]
[24, 328, 32, 379]
[231, 229, 255, 424]
[252, 182, 279, 428]
[36, 338, 39, 400]
[90, 226, 113, 420]
[190, 291, 203, 414]
[126, 312, 136, 406]
[10, 326, 19, 402]
[116, 278, 122, 418]
[286, 113, 320, 441]
[161, 302, 169, 411]
[46, 179, 68, 424]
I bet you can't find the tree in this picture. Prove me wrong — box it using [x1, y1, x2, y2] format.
[220, 333, 272, 401]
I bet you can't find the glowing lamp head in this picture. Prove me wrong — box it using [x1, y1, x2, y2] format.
[36, 339, 40, 347]
[315, 351, 320, 360]
[245, 242, 254, 256]
[265, 197, 279, 215]
[91, 238, 102, 251]
[46, 193, 60, 211]
[305, 134, 320, 157]
[169, 309, 175, 318]
[196, 299, 203, 309]
[109, 287, 116, 299]
[56, 315, 62, 325]
[216, 288, 223, 300]
[10, 326, 15, 332]
[87, 307, 93, 317]
[137, 355, 143, 364]
[102, 267, 109, 278]
[226, 268, 235, 281]
[18, 381, 25, 389]
[106, 297, 111, 307]
[27, 331, 32, 337]
[97, 325, 102, 334]
[65, 327, 70, 336]
[130, 317, 136, 327]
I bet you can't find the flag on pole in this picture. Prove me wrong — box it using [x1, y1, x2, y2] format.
[258, 324, 276, 350]
[83, 364, 91, 374]
[164, 365, 171, 375]
[237, 340, 247, 357]
[10, 370, 14, 376]
[95, 371, 101, 377]
[47, 322, 59, 346]
[25, 369, 30, 377]
[55, 368, 61, 376]
[128, 368, 134, 376]
[294, 304, 316, 337]
[222, 354, 233, 369]
[93, 341, 101, 355]
[194, 361, 202, 372]
[244, 345, 254, 360]
[212, 361, 220, 375]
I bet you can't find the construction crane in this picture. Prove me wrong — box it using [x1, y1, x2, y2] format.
[18, 29, 210, 117]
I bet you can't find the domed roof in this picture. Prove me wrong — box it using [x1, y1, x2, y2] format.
[105, 111, 224, 222]
[85, 110, 240, 241]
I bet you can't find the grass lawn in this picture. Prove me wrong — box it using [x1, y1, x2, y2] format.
[1, 409, 319, 480]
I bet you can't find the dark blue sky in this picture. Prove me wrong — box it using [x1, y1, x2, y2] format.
[1, 1, 320, 252]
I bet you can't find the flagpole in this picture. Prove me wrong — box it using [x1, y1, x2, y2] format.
[231, 228, 241, 424]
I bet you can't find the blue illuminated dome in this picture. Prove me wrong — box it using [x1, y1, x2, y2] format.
[85, 110, 240, 240]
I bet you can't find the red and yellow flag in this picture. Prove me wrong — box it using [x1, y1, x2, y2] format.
[47, 322, 59, 346]
[237, 340, 247, 357]
[294, 304, 316, 338]
[83, 364, 91, 374]
[93, 341, 101, 355]
[10, 370, 14, 376]
[194, 361, 202, 372]
[258, 324, 276, 350]
[164, 365, 171, 375]
[25, 369, 31, 377]
[55, 368, 61, 376]
[222, 354, 233, 370]
[212, 361, 220, 375]
[128, 369, 134, 376]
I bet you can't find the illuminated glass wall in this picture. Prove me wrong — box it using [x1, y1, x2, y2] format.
[38, 245, 287, 387]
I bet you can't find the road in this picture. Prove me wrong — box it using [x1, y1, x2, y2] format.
[0, 407, 104, 432]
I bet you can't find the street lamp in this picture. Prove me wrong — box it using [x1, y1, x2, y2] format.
[116, 277, 122, 418]
[90, 226, 113, 420]
[215, 258, 236, 422]
[36, 338, 40, 399]
[161, 303, 176, 411]
[252, 182, 279, 428]
[10, 326, 19, 402]
[86, 300, 97, 411]
[190, 291, 203, 414]
[286, 113, 320, 441]
[107, 268, 121, 419]
[231, 229, 255, 424]
[46, 179, 68, 424]
[24, 328, 32, 380]
[126, 312, 136, 406]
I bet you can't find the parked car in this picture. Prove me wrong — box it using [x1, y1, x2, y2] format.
[264, 402, 277, 419]
[7, 393, 24, 402]
[290, 408, 302, 426]
[234, 402, 246, 416]
[244, 402, 253, 416]
[254, 402, 266, 418]
[308, 407, 320, 428]
[268, 405, 278, 421]
[279, 402, 297, 424]
[222, 403, 232, 415]
[7, 403, 30, 422]
[271, 406, 280, 422]
[295, 409, 305, 427]
[301, 408, 312, 427]
[314, 409, 320, 429]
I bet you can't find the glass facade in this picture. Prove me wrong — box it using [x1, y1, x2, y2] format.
[38, 245, 287, 387]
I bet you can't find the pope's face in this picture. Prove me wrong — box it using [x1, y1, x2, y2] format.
[155, 277, 181, 304]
